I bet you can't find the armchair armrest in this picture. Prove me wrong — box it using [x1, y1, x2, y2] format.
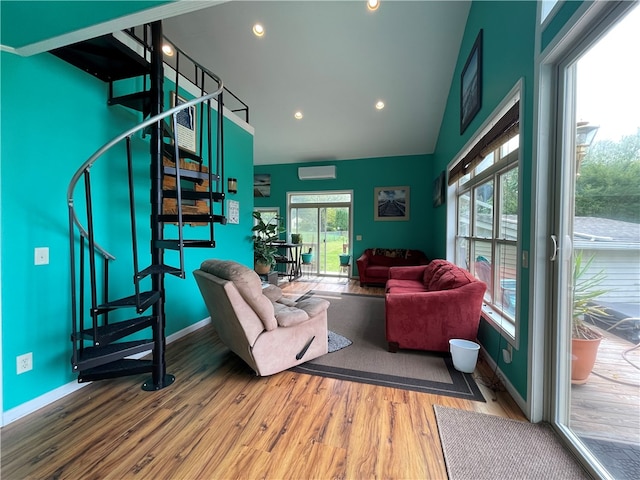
[388, 265, 428, 281]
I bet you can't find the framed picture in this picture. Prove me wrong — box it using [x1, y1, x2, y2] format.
[171, 91, 197, 153]
[254, 173, 271, 197]
[460, 29, 483, 134]
[433, 171, 445, 207]
[374, 186, 410, 221]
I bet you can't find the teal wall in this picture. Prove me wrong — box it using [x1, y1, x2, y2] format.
[1, 50, 253, 411]
[541, 1, 585, 52]
[432, 1, 538, 399]
[254, 154, 436, 266]
[0, 1, 173, 49]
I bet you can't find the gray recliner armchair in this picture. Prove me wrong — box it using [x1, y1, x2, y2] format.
[193, 259, 329, 376]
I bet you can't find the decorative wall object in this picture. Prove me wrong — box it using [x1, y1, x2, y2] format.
[374, 186, 410, 221]
[171, 91, 197, 153]
[227, 200, 239, 224]
[227, 177, 238, 194]
[460, 30, 483, 134]
[433, 170, 446, 207]
[254, 173, 271, 197]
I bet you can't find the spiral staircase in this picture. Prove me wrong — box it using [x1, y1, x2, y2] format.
[54, 21, 246, 390]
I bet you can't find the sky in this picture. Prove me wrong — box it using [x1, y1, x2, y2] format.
[576, 5, 640, 142]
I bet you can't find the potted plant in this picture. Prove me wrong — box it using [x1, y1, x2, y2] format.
[571, 252, 609, 384]
[291, 233, 302, 245]
[251, 211, 284, 274]
[301, 247, 314, 265]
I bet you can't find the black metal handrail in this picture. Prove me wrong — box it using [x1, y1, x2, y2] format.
[123, 26, 249, 123]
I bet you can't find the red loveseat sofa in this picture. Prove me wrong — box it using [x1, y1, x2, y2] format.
[384, 259, 486, 353]
[356, 248, 429, 287]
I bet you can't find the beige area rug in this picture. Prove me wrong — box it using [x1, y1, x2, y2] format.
[289, 292, 484, 401]
[434, 405, 590, 479]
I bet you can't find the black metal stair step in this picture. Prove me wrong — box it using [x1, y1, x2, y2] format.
[162, 165, 218, 183]
[95, 290, 160, 315]
[74, 340, 153, 372]
[78, 359, 153, 383]
[162, 143, 203, 163]
[158, 213, 227, 224]
[108, 90, 151, 115]
[162, 190, 225, 202]
[154, 239, 216, 250]
[137, 264, 183, 279]
[51, 34, 151, 82]
[73, 316, 154, 345]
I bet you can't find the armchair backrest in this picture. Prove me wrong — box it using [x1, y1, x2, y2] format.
[193, 260, 277, 363]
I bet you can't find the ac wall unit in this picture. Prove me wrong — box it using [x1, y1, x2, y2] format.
[298, 165, 336, 180]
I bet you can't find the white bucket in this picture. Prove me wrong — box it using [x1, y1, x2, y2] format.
[449, 339, 480, 373]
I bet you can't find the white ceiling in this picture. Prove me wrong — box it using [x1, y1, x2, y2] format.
[162, 1, 471, 165]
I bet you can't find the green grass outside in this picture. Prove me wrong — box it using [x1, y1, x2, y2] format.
[298, 232, 350, 275]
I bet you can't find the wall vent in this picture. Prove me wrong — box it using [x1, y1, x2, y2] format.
[298, 165, 336, 180]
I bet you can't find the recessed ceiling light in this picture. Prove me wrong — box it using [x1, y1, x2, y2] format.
[253, 23, 265, 37]
[367, 0, 380, 12]
[375, 101, 385, 110]
[294, 111, 303, 120]
[162, 44, 174, 56]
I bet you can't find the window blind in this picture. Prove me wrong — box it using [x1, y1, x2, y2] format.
[448, 101, 520, 186]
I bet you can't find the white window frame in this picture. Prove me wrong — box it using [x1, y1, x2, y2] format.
[447, 85, 523, 343]
[455, 148, 519, 340]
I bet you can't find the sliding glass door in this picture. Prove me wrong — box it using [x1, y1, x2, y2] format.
[288, 192, 352, 277]
[550, 4, 640, 478]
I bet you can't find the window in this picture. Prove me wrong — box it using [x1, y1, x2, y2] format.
[451, 101, 520, 338]
[541, 0, 560, 24]
[253, 207, 280, 229]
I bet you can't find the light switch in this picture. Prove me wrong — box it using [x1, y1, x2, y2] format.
[35, 247, 49, 265]
[356, 235, 362, 241]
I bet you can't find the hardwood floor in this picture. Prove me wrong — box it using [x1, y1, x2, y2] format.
[1, 279, 525, 480]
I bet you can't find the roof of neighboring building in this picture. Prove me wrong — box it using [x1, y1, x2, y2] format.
[574, 217, 640, 243]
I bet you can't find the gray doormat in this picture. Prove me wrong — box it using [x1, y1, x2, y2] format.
[581, 436, 640, 480]
[435, 405, 589, 479]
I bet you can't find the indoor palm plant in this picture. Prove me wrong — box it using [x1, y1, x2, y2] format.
[571, 251, 609, 384]
[251, 211, 284, 274]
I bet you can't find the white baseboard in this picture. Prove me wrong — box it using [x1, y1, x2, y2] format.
[2, 317, 211, 426]
[479, 345, 529, 419]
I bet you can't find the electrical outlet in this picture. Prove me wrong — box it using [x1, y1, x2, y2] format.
[502, 345, 513, 364]
[17, 352, 33, 374]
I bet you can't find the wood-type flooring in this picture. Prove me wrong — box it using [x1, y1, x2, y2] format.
[1, 279, 525, 479]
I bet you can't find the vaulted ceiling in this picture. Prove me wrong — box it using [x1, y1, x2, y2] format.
[2, 0, 471, 165]
[163, 1, 470, 165]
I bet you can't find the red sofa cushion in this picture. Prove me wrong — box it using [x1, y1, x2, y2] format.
[386, 279, 427, 293]
[357, 248, 430, 286]
[425, 259, 475, 291]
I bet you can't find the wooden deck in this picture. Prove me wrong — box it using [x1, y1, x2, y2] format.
[570, 324, 640, 444]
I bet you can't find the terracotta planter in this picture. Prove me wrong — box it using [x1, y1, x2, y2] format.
[571, 336, 602, 384]
[254, 261, 271, 275]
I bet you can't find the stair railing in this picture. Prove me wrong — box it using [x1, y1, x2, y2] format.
[67, 81, 224, 344]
